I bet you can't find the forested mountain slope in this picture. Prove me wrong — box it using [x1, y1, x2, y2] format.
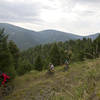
[0, 23, 84, 49]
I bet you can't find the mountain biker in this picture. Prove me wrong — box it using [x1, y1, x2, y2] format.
[49, 63, 55, 72]
[64, 59, 69, 71]
[0, 71, 10, 86]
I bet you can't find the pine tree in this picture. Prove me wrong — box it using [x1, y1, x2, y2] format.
[50, 43, 60, 66]
[0, 29, 16, 78]
[8, 40, 20, 70]
[17, 59, 32, 75]
[59, 48, 66, 65]
[34, 55, 43, 71]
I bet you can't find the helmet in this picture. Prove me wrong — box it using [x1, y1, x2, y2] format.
[49, 63, 52, 66]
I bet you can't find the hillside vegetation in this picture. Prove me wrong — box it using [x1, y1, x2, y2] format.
[4, 58, 100, 100]
[1, 27, 100, 100]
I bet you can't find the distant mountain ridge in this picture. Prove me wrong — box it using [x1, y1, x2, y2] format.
[38, 30, 82, 43]
[84, 33, 100, 40]
[0, 23, 99, 49]
[0, 23, 40, 49]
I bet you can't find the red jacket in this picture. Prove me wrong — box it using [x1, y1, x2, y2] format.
[1, 73, 10, 85]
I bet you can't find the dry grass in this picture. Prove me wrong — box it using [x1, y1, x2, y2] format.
[4, 58, 100, 100]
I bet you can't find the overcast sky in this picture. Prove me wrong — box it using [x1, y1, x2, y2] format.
[0, 0, 100, 35]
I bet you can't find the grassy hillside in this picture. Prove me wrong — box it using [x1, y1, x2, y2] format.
[4, 58, 100, 100]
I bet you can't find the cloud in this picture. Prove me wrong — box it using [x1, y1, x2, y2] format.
[0, 0, 43, 23]
[0, 0, 100, 35]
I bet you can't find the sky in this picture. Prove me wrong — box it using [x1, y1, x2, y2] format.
[0, 0, 100, 36]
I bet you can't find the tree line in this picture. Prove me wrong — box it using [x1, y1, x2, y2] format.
[1, 28, 100, 78]
[20, 33, 100, 73]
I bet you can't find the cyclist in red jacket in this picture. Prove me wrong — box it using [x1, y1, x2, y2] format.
[0, 71, 10, 86]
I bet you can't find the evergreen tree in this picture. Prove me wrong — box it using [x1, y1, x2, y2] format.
[0, 29, 16, 78]
[93, 35, 100, 57]
[50, 43, 60, 66]
[34, 55, 43, 71]
[17, 59, 32, 75]
[8, 40, 20, 70]
[59, 48, 66, 64]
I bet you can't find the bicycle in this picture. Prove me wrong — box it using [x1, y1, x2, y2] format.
[64, 64, 69, 72]
[47, 68, 55, 75]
